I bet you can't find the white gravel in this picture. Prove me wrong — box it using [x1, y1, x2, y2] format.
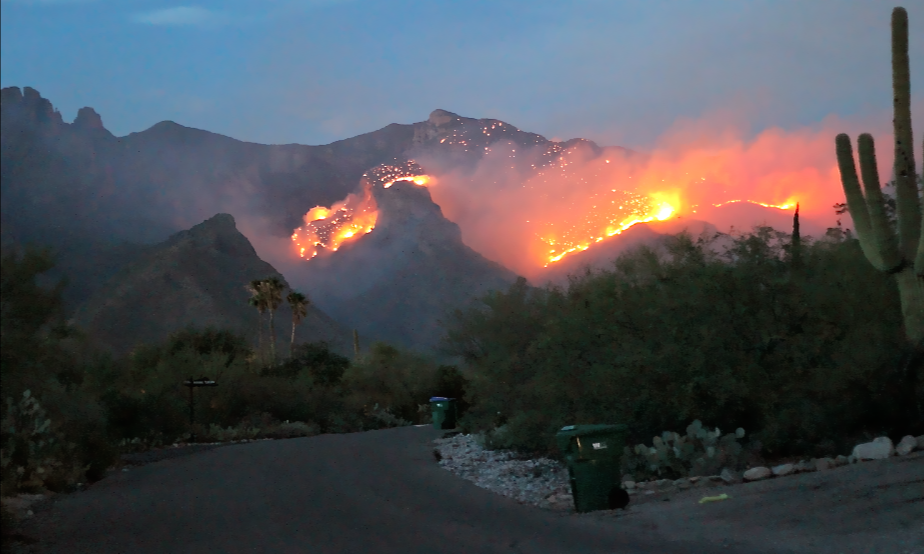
[432, 433, 745, 513]
[432, 433, 576, 511]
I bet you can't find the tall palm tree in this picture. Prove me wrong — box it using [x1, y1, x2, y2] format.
[287, 291, 310, 358]
[247, 279, 268, 366]
[262, 276, 286, 365]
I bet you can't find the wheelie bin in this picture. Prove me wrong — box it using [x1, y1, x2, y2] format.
[430, 397, 458, 430]
[555, 424, 631, 513]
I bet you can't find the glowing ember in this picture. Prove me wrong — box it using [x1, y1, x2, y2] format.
[711, 199, 798, 210]
[366, 160, 432, 189]
[291, 160, 432, 260]
[542, 193, 677, 265]
[291, 182, 378, 260]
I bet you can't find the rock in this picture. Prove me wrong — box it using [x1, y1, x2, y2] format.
[623, 481, 636, 489]
[834, 455, 849, 467]
[847, 454, 857, 464]
[793, 460, 815, 473]
[73, 106, 104, 130]
[743, 467, 772, 481]
[771, 463, 794, 477]
[917, 435, 924, 450]
[895, 435, 917, 456]
[688, 476, 702, 483]
[852, 437, 894, 460]
[814, 457, 835, 471]
[621, 474, 634, 483]
[720, 468, 741, 484]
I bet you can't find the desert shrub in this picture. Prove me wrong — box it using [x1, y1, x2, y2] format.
[1, 247, 117, 493]
[433, 365, 471, 419]
[618, 419, 764, 482]
[195, 417, 319, 442]
[363, 404, 413, 428]
[443, 228, 915, 461]
[342, 342, 441, 424]
[0, 389, 113, 494]
[265, 342, 349, 386]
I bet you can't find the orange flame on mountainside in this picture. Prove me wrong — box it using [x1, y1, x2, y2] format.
[291, 182, 378, 259]
[417, 106, 903, 277]
[290, 161, 432, 260]
[711, 199, 798, 210]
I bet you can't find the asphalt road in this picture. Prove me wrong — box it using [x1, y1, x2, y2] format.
[18, 425, 793, 554]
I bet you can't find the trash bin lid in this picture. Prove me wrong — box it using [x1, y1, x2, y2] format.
[556, 424, 627, 436]
[429, 397, 455, 402]
[555, 424, 629, 455]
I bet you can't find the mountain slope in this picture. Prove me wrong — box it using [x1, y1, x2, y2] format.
[75, 213, 351, 356]
[295, 180, 519, 351]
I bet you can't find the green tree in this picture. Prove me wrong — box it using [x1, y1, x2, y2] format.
[442, 229, 912, 459]
[1, 246, 115, 491]
[262, 277, 286, 365]
[247, 279, 268, 365]
[286, 291, 310, 359]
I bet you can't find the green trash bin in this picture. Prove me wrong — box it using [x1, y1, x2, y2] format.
[430, 397, 457, 430]
[555, 424, 630, 513]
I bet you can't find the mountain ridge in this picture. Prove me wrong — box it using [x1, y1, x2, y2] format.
[75, 213, 351, 357]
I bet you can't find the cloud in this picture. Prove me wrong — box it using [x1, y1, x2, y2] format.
[131, 6, 227, 27]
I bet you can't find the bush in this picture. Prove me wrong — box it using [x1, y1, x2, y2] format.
[342, 342, 441, 424]
[444, 228, 914, 461]
[1, 247, 117, 494]
[265, 342, 349, 386]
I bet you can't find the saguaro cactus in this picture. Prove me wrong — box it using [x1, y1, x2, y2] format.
[835, 7, 923, 345]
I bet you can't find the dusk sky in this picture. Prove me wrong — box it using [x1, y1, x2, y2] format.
[1, 0, 921, 150]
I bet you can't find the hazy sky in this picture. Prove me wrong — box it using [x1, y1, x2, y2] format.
[1, 0, 921, 149]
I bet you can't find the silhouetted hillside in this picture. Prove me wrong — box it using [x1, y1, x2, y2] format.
[75, 213, 351, 356]
[296, 180, 519, 351]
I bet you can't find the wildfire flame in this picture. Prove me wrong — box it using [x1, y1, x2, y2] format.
[291, 160, 432, 260]
[710, 199, 798, 210]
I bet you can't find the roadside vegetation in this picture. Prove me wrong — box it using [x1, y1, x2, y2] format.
[442, 223, 921, 480]
[0, 246, 463, 498]
[5, 210, 919, 499]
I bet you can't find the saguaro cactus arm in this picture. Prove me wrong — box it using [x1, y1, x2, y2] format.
[835, 7, 923, 345]
[835, 133, 898, 271]
[918, 138, 924, 277]
[892, 7, 921, 261]
[858, 134, 903, 271]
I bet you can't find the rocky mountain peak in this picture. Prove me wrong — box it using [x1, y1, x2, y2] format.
[73, 107, 105, 130]
[163, 213, 256, 259]
[428, 109, 458, 126]
[1, 86, 64, 127]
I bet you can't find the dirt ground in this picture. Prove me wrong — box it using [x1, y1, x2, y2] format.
[576, 450, 924, 554]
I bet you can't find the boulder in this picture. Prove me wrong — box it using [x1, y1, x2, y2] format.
[793, 460, 815, 473]
[834, 455, 849, 467]
[895, 435, 917, 456]
[814, 457, 836, 471]
[852, 437, 894, 460]
[743, 467, 771, 481]
[917, 435, 924, 450]
[771, 463, 794, 477]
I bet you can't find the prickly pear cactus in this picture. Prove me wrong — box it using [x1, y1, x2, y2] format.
[620, 419, 751, 481]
